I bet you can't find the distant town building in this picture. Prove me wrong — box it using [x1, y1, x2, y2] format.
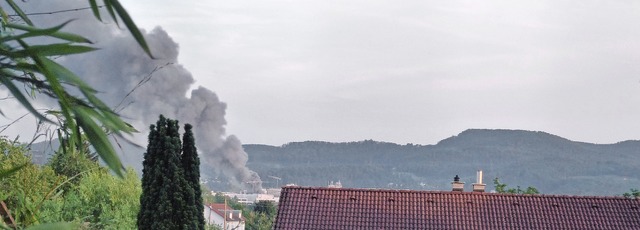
[218, 189, 281, 204]
[327, 180, 342, 188]
[265, 188, 282, 197]
[204, 203, 245, 230]
[256, 194, 278, 203]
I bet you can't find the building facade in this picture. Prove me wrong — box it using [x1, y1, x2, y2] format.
[204, 203, 245, 230]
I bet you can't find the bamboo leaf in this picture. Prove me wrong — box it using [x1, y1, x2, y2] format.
[14, 62, 40, 73]
[102, 110, 136, 133]
[40, 60, 133, 136]
[38, 57, 94, 91]
[26, 42, 79, 143]
[103, 0, 119, 25]
[107, 0, 154, 57]
[80, 103, 135, 134]
[5, 0, 33, 25]
[4, 44, 98, 58]
[89, 0, 102, 21]
[0, 24, 63, 43]
[4, 21, 91, 44]
[74, 107, 124, 177]
[49, 31, 92, 43]
[0, 5, 10, 24]
[0, 73, 52, 123]
[6, 22, 66, 32]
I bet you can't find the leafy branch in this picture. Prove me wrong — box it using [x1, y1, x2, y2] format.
[623, 189, 640, 199]
[493, 178, 540, 195]
[0, 0, 153, 176]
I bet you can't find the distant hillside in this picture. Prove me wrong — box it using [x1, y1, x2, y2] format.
[28, 129, 640, 195]
[245, 129, 640, 196]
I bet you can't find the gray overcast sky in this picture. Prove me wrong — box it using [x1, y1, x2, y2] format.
[119, 0, 640, 145]
[4, 1, 640, 146]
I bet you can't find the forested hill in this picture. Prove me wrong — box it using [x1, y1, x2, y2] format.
[244, 129, 640, 196]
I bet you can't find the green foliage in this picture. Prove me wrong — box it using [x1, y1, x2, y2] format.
[138, 116, 203, 230]
[493, 178, 540, 195]
[205, 224, 223, 230]
[138, 119, 161, 229]
[0, 0, 152, 177]
[0, 138, 64, 227]
[0, 137, 141, 229]
[39, 168, 141, 229]
[209, 192, 228, 204]
[201, 186, 218, 204]
[26, 222, 80, 230]
[245, 212, 272, 230]
[493, 177, 507, 193]
[245, 200, 277, 230]
[138, 115, 181, 229]
[182, 124, 205, 229]
[253, 201, 276, 217]
[1, 1, 153, 229]
[623, 189, 640, 199]
[228, 197, 245, 212]
[48, 141, 99, 187]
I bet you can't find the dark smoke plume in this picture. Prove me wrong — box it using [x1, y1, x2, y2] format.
[20, 1, 262, 192]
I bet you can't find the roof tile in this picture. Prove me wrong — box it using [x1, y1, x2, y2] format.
[274, 187, 640, 229]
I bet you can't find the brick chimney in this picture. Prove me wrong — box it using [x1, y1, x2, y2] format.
[472, 170, 486, 192]
[452, 175, 464, 192]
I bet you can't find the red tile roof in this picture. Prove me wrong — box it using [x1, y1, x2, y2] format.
[274, 186, 640, 230]
[206, 203, 244, 221]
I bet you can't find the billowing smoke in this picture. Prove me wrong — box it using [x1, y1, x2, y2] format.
[20, 1, 262, 192]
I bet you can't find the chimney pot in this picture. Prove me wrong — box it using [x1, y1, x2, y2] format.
[472, 170, 486, 192]
[452, 175, 465, 192]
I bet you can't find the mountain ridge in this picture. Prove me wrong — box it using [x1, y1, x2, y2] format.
[244, 129, 640, 196]
[28, 129, 640, 195]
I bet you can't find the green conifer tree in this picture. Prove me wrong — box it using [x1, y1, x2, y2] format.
[137, 116, 162, 229]
[182, 123, 205, 229]
[138, 115, 196, 230]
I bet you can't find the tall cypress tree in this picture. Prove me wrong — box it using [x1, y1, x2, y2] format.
[161, 118, 190, 229]
[182, 123, 205, 229]
[138, 115, 194, 230]
[137, 117, 162, 229]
